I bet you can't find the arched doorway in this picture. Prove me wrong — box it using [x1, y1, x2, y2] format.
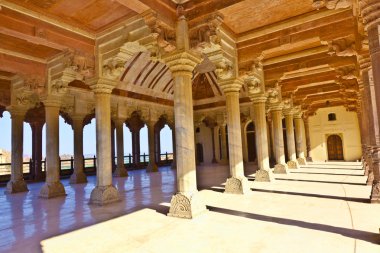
[327, 135, 344, 161]
[246, 122, 257, 162]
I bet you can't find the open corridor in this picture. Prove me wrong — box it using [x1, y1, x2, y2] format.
[0, 162, 379, 253]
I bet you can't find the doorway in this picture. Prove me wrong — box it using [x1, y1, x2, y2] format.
[327, 134, 344, 160]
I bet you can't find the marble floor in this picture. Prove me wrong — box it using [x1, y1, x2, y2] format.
[1, 162, 379, 253]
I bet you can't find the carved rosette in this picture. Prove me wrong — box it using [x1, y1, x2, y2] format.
[287, 160, 300, 169]
[89, 185, 120, 206]
[273, 164, 289, 174]
[168, 192, 208, 219]
[39, 182, 66, 199]
[255, 169, 275, 182]
[224, 177, 250, 194]
[163, 51, 202, 77]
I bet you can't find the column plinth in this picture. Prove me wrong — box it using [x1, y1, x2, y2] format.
[39, 101, 66, 198]
[89, 80, 119, 205]
[70, 115, 87, 184]
[252, 95, 275, 182]
[5, 109, 29, 194]
[270, 106, 289, 174]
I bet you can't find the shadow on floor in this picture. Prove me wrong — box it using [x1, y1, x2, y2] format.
[290, 171, 365, 177]
[250, 188, 370, 203]
[207, 205, 380, 244]
[247, 177, 366, 186]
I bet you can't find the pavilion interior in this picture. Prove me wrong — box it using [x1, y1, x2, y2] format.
[0, 0, 380, 252]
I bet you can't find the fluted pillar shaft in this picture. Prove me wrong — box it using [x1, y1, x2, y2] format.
[89, 81, 119, 205]
[147, 121, 158, 172]
[39, 101, 66, 198]
[294, 115, 306, 165]
[6, 109, 28, 193]
[220, 124, 228, 164]
[284, 112, 299, 169]
[70, 115, 87, 184]
[271, 107, 288, 174]
[360, 2, 380, 201]
[113, 119, 128, 177]
[31, 121, 44, 181]
[303, 117, 312, 161]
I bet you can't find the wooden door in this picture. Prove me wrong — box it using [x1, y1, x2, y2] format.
[327, 135, 344, 160]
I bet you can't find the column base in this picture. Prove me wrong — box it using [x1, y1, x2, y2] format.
[287, 160, 300, 169]
[5, 179, 29, 194]
[224, 176, 250, 194]
[297, 157, 307, 165]
[39, 181, 66, 199]
[255, 169, 275, 182]
[69, 172, 88, 184]
[367, 170, 374, 185]
[370, 182, 380, 203]
[146, 162, 158, 173]
[168, 191, 208, 219]
[306, 157, 313, 162]
[273, 164, 289, 174]
[89, 185, 120, 206]
[113, 167, 128, 177]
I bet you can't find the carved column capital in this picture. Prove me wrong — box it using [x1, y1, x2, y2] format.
[163, 50, 201, 77]
[88, 77, 117, 94]
[218, 78, 244, 94]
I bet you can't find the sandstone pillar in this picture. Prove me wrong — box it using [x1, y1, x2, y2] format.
[69, 115, 87, 184]
[5, 108, 28, 193]
[303, 117, 312, 161]
[111, 122, 116, 170]
[30, 120, 44, 181]
[294, 113, 306, 165]
[113, 119, 128, 177]
[360, 2, 380, 201]
[146, 120, 158, 172]
[89, 80, 119, 205]
[252, 95, 275, 181]
[171, 128, 176, 170]
[284, 111, 299, 169]
[39, 100, 66, 198]
[162, 8, 207, 218]
[270, 106, 288, 174]
[219, 124, 228, 164]
[131, 130, 140, 166]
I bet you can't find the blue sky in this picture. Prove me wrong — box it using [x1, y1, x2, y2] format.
[0, 111, 173, 158]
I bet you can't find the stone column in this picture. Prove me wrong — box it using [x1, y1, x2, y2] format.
[111, 122, 116, 170]
[219, 124, 228, 164]
[39, 100, 66, 198]
[5, 108, 28, 193]
[162, 8, 207, 218]
[294, 113, 306, 165]
[89, 80, 119, 205]
[270, 105, 288, 174]
[69, 115, 87, 184]
[30, 120, 44, 181]
[171, 128, 176, 170]
[284, 111, 299, 169]
[303, 117, 312, 161]
[131, 130, 140, 166]
[147, 120, 158, 172]
[241, 121, 249, 163]
[252, 95, 275, 181]
[218, 79, 250, 193]
[360, 2, 380, 201]
[113, 119, 128, 177]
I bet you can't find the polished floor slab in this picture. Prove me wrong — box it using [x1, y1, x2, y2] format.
[1, 162, 379, 253]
